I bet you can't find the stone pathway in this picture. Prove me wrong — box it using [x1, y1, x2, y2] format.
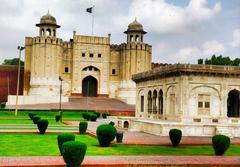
[66, 120, 240, 145]
[0, 156, 240, 167]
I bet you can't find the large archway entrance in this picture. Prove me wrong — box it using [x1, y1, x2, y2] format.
[227, 89, 240, 117]
[82, 76, 97, 97]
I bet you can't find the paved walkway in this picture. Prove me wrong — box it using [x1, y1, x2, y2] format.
[66, 121, 240, 145]
[0, 156, 240, 167]
[7, 97, 135, 113]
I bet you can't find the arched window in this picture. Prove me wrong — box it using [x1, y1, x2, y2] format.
[153, 90, 157, 113]
[135, 35, 139, 42]
[227, 89, 240, 117]
[123, 121, 129, 128]
[41, 28, 44, 36]
[130, 35, 134, 42]
[53, 29, 56, 37]
[158, 90, 163, 115]
[46, 28, 51, 36]
[148, 91, 152, 113]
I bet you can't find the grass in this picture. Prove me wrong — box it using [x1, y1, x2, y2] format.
[0, 119, 64, 125]
[0, 111, 88, 121]
[0, 133, 239, 156]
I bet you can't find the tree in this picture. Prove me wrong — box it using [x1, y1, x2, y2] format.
[198, 55, 240, 66]
[2, 58, 24, 66]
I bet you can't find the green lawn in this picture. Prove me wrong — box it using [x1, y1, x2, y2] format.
[0, 133, 239, 156]
[0, 119, 64, 125]
[0, 111, 88, 121]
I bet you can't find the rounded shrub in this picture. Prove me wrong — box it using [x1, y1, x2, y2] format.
[79, 122, 88, 134]
[85, 113, 91, 121]
[57, 133, 75, 155]
[102, 112, 110, 119]
[37, 119, 49, 134]
[169, 129, 182, 146]
[96, 124, 117, 147]
[55, 115, 61, 122]
[212, 134, 230, 155]
[62, 141, 87, 167]
[109, 121, 115, 126]
[90, 114, 97, 122]
[93, 111, 100, 118]
[0, 103, 6, 109]
[82, 112, 87, 119]
[32, 115, 41, 124]
[28, 112, 37, 120]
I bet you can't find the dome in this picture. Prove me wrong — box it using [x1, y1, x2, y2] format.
[125, 19, 146, 34]
[36, 12, 60, 28]
[40, 13, 57, 24]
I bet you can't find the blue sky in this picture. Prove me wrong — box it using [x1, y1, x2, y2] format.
[0, 0, 239, 64]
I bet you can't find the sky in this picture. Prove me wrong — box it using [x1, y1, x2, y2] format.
[0, 0, 239, 64]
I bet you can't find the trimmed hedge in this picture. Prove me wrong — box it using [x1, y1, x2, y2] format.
[169, 129, 182, 147]
[90, 114, 97, 121]
[62, 141, 87, 167]
[102, 112, 110, 119]
[96, 124, 117, 147]
[32, 115, 41, 124]
[0, 103, 6, 109]
[55, 115, 61, 122]
[93, 111, 100, 118]
[37, 119, 49, 134]
[109, 121, 115, 126]
[79, 122, 88, 134]
[212, 134, 230, 155]
[28, 112, 37, 120]
[57, 133, 75, 155]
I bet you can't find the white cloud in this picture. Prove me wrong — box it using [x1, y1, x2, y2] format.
[168, 40, 227, 63]
[115, 0, 221, 34]
[202, 40, 226, 56]
[230, 29, 240, 48]
[170, 47, 201, 63]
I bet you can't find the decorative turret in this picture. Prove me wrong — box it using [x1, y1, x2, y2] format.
[36, 11, 60, 37]
[124, 19, 146, 43]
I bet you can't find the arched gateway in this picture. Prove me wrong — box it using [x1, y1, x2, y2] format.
[82, 76, 97, 97]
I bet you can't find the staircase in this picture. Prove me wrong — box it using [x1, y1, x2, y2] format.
[216, 126, 233, 138]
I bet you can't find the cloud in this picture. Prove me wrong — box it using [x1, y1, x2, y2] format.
[202, 40, 226, 56]
[168, 40, 226, 63]
[115, 0, 221, 34]
[230, 29, 240, 48]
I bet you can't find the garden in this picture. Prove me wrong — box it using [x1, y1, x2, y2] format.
[0, 108, 239, 166]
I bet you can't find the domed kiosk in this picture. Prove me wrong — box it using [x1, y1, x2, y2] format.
[124, 19, 146, 43]
[36, 11, 60, 37]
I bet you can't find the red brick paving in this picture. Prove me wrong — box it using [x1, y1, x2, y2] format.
[65, 121, 240, 146]
[0, 156, 240, 167]
[7, 97, 135, 116]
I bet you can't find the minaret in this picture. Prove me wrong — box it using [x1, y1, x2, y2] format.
[117, 19, 152, 104]
[24, 12, 63, 96]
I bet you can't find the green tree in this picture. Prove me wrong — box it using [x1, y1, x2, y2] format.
[2, 58, 24, 66]
[199, 55, 240, 66]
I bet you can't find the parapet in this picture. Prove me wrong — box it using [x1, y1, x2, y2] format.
[133, 64, 240, 82]
[74, 35, 110, 45]
[32, 36, 63, 45]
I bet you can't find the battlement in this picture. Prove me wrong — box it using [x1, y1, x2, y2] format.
[74, 35, 110, 45]
[119, 43, 152, 51]
[32, 36, 63, 45]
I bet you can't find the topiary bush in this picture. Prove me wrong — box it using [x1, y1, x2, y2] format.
[96, 124, 117, 147]
[109, 121, 115, 126]
[93, 111, 100, 118]
[212, 134, 230, 155]
[37, 119, 49, 134]
[57, 133, 75, 155]
[28, 112, 37, 120]
[79, 122, 88, 134]
[169, 129, 182, 146]
[55, 115, 61, 122]
[32, 115, 41, 124]
[0, 103, 6, 110]
[62, 141, 87, 167]
[90, 114, 97, 121]
[102, 112, 110, 119]
[82, 112, 87, 119]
